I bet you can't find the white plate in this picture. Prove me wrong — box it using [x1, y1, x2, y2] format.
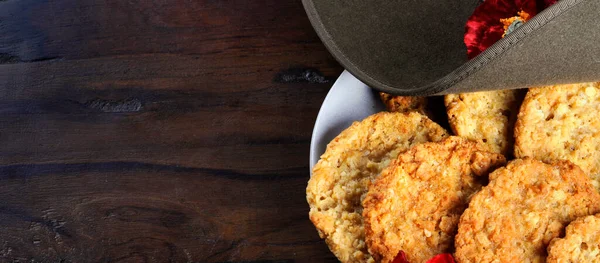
[309, 71, 385, 174]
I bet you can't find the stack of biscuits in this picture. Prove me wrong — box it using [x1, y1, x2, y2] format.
[307, 83, 600, 263]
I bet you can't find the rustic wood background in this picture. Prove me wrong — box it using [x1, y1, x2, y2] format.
[0, 0, 343, 262]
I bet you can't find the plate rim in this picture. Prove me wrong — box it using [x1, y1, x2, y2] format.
[309, 70, 385, 175]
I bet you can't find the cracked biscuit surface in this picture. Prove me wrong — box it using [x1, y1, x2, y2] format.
[547, 213, 600, 263]
[307, 112, 448, 263]
[455, 158, 600, 263]
[515, 82, 600, 189]
[362, 136, 506, 263]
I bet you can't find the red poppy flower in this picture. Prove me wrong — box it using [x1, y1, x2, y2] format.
[464, 0, 559, 59]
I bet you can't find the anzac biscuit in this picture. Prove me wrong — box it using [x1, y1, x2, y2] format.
[455, 158, 600, 263]
[379, 92, 428, 114]
[547, 213, 600, 263]
[362, 136, 505, 263]
[307, 112, 448, 263]
[515, 82, 600, 189]
[445, 89, 524, 156]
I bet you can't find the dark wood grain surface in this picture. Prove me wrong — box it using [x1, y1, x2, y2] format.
[0, 1, 343, 262]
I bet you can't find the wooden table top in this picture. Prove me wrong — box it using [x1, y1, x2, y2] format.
[0, 1, 343, 262]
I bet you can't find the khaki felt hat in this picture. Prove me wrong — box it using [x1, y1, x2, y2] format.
[302, 0, 600, 96]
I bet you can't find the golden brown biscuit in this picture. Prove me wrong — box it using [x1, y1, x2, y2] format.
[445, 89, 525, 156]
[547, 213, 600, 263]
[515, 82, 600, 189]
[362, 136, 506, 263]
[455, 158, 600, 263]
[379, 92, 427, 114]
[307, 112, 449, 263]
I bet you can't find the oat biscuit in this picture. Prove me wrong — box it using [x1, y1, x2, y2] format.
[379, 92, 428, 114]
[455, 158, 600, 263]
[547, 214, 600, 263]
[307, 112, 449, 263]
[445, 89, 525, 156]
[362, 136, 506, 263]
[515, 83, 600, 189]
[515, 82, 600, 189]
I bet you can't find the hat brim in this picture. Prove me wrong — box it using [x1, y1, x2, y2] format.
[303, 0, 600, 95]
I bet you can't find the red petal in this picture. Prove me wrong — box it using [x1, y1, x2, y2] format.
[392, 251, 410, 263]
[543, 0, 559, 9]
[464, 0, 541, 59]
[515, 0, 538, 16]
[426, 254, 456, 263]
